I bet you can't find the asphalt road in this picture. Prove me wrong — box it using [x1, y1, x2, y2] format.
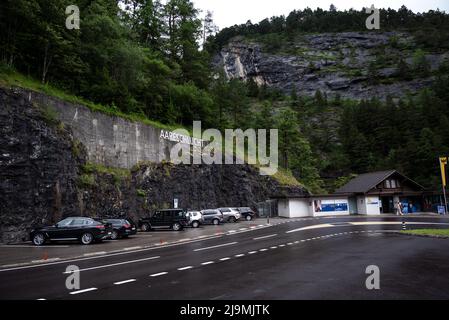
[1, 216, 449, 300]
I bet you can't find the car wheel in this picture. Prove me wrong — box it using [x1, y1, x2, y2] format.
[32, 233, 46, 246]
[213, 219, 219, 226]
[110, 230, 119, 240]
[141, 223, 151, 232]
[80, 233, 94, 245]
[229, 216, 237, 223]
[245, 215, 252, 221]
[172, 222, 182, 231]
[192, 221, 200, 228]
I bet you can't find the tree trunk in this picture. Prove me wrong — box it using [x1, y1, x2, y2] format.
[42, 43, 52, 84]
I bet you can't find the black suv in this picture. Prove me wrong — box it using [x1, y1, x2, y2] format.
[139, 209, 189, 232]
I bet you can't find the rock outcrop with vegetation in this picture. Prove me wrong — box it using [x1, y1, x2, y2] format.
[0, 87, 307, 243]
[216, 32, 447, 100]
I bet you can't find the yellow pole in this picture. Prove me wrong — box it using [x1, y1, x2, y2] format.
[440, 157, 448, 214]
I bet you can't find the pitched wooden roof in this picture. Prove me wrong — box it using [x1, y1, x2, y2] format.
[334, 170, 425, 194]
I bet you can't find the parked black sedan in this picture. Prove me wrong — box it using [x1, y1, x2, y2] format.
[30, 217, 113, 246]
[96, 218, 137, 240]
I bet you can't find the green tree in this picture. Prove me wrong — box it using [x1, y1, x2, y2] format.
[123, 0, 165, 48]
[412, 49, 430, 77]
[275, 107, 323, 192]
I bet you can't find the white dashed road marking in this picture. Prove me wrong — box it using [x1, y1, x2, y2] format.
[114, 279, 136, 285]
[124, 247, 142, 251]
[150, 272, 168, 277]
[253, 234, 278, 240]
[178, 266, 193, 271]
[201, 261, 215, 265]
[219, 257, 231, 261]
[193, 242, 238, 252]
[69, 288, 97, 295]
[83, 252, 107, 257]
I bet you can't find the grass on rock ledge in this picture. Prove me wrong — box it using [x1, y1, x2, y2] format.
[402, 229, 449, 237]
[0, 67, 184, 133]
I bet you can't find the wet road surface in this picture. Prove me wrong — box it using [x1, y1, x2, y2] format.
[1, 215, 448, 300]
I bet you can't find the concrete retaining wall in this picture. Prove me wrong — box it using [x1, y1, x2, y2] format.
[21, 89, 175, 169]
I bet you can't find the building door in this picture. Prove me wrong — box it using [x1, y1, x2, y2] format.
[348, 197, 358, 215]
[381, 197, 394, 214]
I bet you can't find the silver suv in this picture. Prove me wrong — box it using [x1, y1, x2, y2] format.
[200, 209, 224, 225]
[218, 208, 241, 223]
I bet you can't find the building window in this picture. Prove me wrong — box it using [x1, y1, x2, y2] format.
[384, 179, 400, 189]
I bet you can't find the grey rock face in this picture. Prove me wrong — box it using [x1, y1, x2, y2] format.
[80, 163, 307, 224]
[216, 32, 447, 100]
[0, 87, 86, 243]
[326, 78, 351, 90]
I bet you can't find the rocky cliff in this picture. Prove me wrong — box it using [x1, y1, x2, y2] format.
[0, 87, 307, 243]
[216, 32, 449, 99]
[0, 87, 86, 243]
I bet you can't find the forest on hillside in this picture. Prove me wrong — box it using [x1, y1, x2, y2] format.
[209, 5, 449, 51]
[1, 0, 449, 192]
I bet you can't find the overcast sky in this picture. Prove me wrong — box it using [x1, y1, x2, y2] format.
[191, 0, 449, 29]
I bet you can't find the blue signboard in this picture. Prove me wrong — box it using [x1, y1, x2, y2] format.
[315, 200, 348, 213]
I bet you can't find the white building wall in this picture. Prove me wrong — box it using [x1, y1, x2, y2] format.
[288, 199, 311, 218]
[357, 196, 381, 215]
[278, 200, 290, 218]
[365, 196, 381, 215]
[278, 197, 354, 219]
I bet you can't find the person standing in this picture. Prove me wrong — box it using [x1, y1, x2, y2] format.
[398, 202, 404, 216]
[395, 201, 403, 216]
